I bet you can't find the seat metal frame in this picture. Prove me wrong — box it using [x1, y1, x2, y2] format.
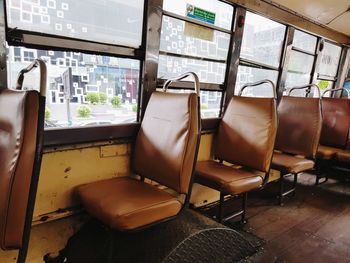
[200, 79, 277, 224]
[276, 84, 321, 205]
[6, 59, 47, 263]
[315, 87, 350, 185]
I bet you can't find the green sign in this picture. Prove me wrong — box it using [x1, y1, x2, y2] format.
[186, 4, 216, 25]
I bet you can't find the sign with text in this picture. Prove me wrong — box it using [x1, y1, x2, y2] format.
[186, 4, 216, 25]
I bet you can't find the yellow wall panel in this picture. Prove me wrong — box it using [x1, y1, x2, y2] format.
[34, 144, 131, 218]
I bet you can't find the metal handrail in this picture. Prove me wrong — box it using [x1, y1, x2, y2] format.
[16, 59, 47, 96]
[238, 79, 276, 98]
[322, 88, 350, 99]
[162, 72, 200, 96]
[287, 84, 321, 98]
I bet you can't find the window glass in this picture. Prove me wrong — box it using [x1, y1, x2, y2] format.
[167, 89, 222, 118]
[285, 50, 314, 89]
[235, 66, 278, 97]
[318, 42, 342, 77]
[163, 0, 233, 30]
[240, 12, 286, 68]
[160, 16, 230, 60]
[293, 30, 317, 53]
[158, 54, 226, 84]
[6, 0, 144, 47]
[8, 46, 140, 129]
[285, 73, 311, 89]
[287, 51, 314, 74]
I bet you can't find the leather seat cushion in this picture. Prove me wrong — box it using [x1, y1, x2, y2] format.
[195, 161, 263, 195]
[272, 152, 315, 174]
[76, 177, 182, 231]
[317, 145, 341, 160]
[337, 150, 350, 163]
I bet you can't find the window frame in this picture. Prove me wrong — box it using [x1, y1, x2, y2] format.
[3, 0, 148, 146]
[157, 0, 237, 119]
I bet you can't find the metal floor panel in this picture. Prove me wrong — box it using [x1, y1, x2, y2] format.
[46, 210, 262, 263]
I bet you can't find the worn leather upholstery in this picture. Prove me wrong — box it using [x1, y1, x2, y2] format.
[320, 98, 350, 149]
[196, 96, 277, 195]
[0, 89, 39, 250]
[272, 96, 321, 174]
[196, 161, 263, 195]
[275, 96, 322, 159]
[77, 91, 199, 231]
[337, 150, 350, 163]
[316, 145, 339, 160]
[77, 177, 182, 230]
[272, 152, 315, 174]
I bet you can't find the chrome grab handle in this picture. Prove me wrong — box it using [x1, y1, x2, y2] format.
[287, 84, 321, 98]
[16, 59, 47, 97]
[162, 72, 200, 96]
[322, 88, 350, 99]
[239, 79, 276, 99]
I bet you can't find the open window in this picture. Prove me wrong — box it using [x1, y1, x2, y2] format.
[235, 12, 286, 97]
[5, 0, 145, 132]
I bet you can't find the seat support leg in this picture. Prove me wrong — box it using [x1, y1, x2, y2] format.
[217, 193, 248, 224]
[315, 161, 328, 185]
[218, 192, 225, 223]
[241, 192, 248, 224]
[279, 173, 297, 205]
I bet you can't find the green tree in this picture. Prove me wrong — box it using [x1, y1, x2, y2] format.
[86, 92, 100, 104]
[201, 103, 209, 110]
[98, 92, 107, 104]
[132, 104, 138, 112]
[77, 105, 91, 118]
[111, 96, 122, 108]
[318, 80, 329, 90]
[45, 107, 51, 121]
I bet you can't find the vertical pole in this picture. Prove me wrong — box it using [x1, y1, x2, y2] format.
[140, 0, 163, 120]
[0, 0, 7, 89]
[223, 7, 246, 112]
[276, 27, 294, 103]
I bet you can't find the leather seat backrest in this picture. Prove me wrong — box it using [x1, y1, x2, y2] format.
[275, 96, 322, 159]
[133, 91, 199, 194]
[320, 98, 350, 149]
[215, 96, 278, 173]
[0, 89, 39, 250]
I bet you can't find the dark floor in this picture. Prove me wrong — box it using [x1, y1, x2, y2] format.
[201, 171, 350, 263]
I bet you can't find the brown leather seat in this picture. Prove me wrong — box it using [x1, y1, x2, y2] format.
[196, 161, 263, 195]
[317, 97, 350, 160]
[195, 95, 277, 222]
[316, 145, 339, 160]
[76, 177, 182, 230]
[272, 152, 315, 174]
[272, 96, 322, 173]
[0, 89, 40, 250]
[77, 91, 200, 231]
[337, 150, 350, 163]
[271, 95, 322, 202]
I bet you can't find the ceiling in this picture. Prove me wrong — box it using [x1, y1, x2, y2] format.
[271, 0, 350, 36]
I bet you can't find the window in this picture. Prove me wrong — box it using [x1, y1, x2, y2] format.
[166, 89, 222, 118]
[284, 30, 317, 96]
[317, 41, 342, 95]
[6, 0, 145, 47]
[159, 0, 234, 117]
[8, 46, 140, 129]
[236, 12, 286, 97]
[318, 42, 342, 78]
[240, 12, 286, 68]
